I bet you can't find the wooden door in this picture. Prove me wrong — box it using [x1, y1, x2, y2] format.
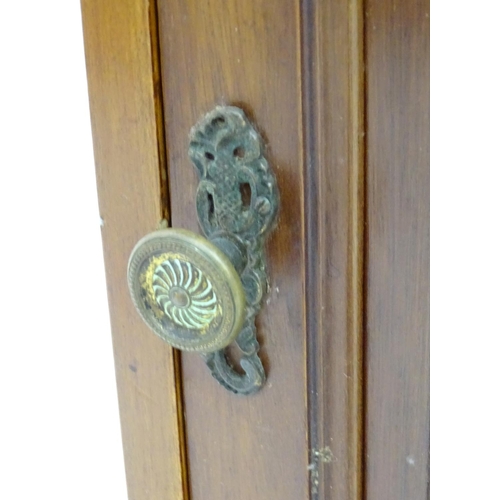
[81, 0, 429, 498]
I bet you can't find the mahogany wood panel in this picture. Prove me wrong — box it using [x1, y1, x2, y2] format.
[80, 1, 186, 498]
[159, 0, 370, 500]
[157, 1, 308, 499]
[364, 0, 430, 498]
[301, 0, 365, 499]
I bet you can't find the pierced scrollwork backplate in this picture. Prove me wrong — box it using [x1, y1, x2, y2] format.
[189, 106, 279, 395]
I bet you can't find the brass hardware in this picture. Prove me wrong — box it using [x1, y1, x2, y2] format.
[127, 106, 279, 395]
[128, 229, 246, 353]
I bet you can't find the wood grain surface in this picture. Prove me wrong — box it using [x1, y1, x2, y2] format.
[157, 2, 308, 499]
[80, 1, 186, 498]
[159, 0, 308, 500]
[158, 0, 371, 498]
[301, 0, 365, 498]
[364, 0, 430, 497]
[81, 0, 430, 497]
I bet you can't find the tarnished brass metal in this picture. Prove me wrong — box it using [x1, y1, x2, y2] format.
[128, 229, 246, 353]
[127, 106, 279, 395]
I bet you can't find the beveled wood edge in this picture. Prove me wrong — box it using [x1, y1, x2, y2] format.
[80, 0, 188, 498]
[148, 2, 190, 494]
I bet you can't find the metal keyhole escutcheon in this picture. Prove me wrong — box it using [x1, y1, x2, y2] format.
[127, 106, 279, 395]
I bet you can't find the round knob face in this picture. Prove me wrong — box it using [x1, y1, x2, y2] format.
[127, 228, 246, 353]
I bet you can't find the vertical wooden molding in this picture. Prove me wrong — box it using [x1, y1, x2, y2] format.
[299, 1, 320, 496]
[347, 1, 366, 499]
[300, 0, 365, 498]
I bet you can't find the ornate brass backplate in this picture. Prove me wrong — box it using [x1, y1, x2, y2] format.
[128, 106, 279, 395]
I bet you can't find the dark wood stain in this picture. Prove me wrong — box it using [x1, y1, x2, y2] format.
[301, 0, 366, 498]
[157, 1, 308, 499]
[364, 0, 430, 497]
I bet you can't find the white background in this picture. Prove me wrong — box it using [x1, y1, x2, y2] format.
[0, 1, 499, 499]
[0, 2, 127, 499]
[432, 1, 500, 499]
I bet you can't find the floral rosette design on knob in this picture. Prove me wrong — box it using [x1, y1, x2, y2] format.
[129, 230, 246, 355]
[152, 259, 218, 330]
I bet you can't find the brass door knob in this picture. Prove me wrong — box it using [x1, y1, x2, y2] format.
[128, 228, 246, 353]
[127, 106, 279, 395]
